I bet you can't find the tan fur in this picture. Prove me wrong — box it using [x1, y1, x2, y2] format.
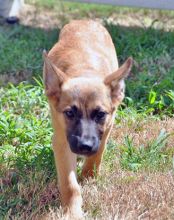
[43, 20, 133, 219]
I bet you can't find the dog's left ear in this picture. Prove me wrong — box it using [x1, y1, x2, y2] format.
[104, 57, 133, 105]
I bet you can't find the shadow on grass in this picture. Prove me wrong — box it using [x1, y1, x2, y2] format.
[0, 20, 174, 90]
[0, 22, 59, 85]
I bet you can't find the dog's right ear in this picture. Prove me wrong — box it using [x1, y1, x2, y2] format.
[43, 50, 67, 97]
[104, 57, 133, 105]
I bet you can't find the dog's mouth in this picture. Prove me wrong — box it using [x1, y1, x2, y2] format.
[69, 146, 98, 156]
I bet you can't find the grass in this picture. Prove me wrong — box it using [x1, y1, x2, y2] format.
[0, 0, 174, 219]
[26, 0, 174, 18]
[0, 25, 58, 78]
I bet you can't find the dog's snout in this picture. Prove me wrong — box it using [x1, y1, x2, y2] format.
[68, 119, 100, 155]
[68, 134, 99, 156]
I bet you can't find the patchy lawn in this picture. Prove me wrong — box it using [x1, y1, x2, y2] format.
[0, 1, 174, 219]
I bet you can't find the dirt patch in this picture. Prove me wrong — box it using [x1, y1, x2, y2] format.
[20, 4, 63, 29]
[19, 4, 174, 31]
[0, 70, 32, 85]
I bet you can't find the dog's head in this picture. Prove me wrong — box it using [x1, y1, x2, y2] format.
[43, 51, 133, 156]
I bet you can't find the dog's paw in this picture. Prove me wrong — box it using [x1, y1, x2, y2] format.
[81, 169, 95, 179]
[81, 166, 100, 179]
[63, 209, 84, 220]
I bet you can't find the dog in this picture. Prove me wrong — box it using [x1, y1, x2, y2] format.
[43, 20, 133, 219]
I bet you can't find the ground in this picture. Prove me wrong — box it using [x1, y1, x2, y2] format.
[0, 1, 174, 219]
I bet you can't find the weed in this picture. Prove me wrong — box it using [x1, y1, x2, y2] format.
[119, 129, 173, 171]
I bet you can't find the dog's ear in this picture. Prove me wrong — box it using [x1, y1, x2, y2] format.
[104, 57, 133, 105]
[43, 50, 67, 97]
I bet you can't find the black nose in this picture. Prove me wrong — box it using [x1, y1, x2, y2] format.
[68, 134, 99, 155]
[79, 136, 97, 153]
[79, 141, 93, 153]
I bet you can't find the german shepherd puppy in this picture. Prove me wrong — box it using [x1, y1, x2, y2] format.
[43, 20, 132, 219]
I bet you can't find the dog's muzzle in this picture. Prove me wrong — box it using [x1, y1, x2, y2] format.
[68, 135, 99, 156]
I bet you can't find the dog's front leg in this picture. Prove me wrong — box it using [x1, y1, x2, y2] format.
[82, 125, 113, 178]
[53, 136, 83, 219]
[81, 140, 106, 178]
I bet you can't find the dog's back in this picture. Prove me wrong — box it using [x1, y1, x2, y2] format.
[48, 20, 118, 78]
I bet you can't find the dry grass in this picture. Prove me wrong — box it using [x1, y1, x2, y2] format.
[0, 70, 32, 85]
[112, 117, 174, 148]
[3, 170, 174, 220]
[83, 171, 174, 219]
[1, 170, 60, 220]
[42, 118, 174, 219]
[36, 171, 174, 220]
[2, 118, 173, 219]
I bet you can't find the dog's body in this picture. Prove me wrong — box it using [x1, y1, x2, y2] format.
[43, 20, 132, 219]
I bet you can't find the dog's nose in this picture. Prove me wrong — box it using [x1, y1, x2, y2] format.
[79, 136, 97, 153]
[68, 134, 99, 155]
[79, 141, 93, 152]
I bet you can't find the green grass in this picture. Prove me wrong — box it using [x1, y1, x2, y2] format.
[119, 130, 173, 171]
[0, 83, 173, 218]
[1, 27, 174, 115]
[1, 1, 174, 219]
[104, 128, 174, 173]
[0, 81, 54, 172]
[104, 23, 174, 116]
[0, 25, 58, 77]
[0, 81, 56, 218]
[1, 15, 174, 114]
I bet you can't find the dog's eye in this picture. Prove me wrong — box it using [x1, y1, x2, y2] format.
[64, 110, 74, 119]
[94, 111, 107, 123]
[97, 111, 106, 119]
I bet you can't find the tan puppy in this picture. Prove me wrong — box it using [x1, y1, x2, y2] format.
[43, 20, 133, 219]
